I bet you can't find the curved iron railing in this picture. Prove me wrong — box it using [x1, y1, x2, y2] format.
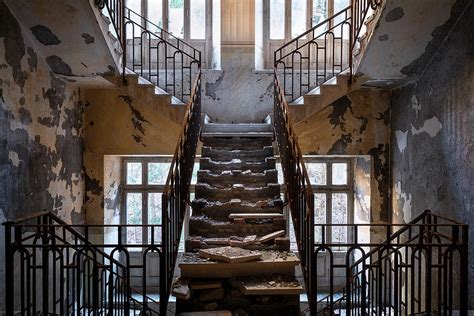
[274, 0, 384, 102]
[4, 211, 162, 315]
[161, 70, 202, 314]
[95, 0, 201, 103]
[314, 211, 468, 315]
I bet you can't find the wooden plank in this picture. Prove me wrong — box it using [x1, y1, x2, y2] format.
[229, 213, 284, 219]
[199, 246, 262, 263]
[243, 285, 304, 295]
[172, 284, 190, 300]
[258, 230, 285, 243]
[190, 281, 222, 290]
[229, 235, 257, 247]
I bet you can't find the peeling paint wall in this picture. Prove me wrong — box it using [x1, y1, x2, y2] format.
[0, 1, 86, 223]
[202, 47, 273, 123]
[83, 88, 181, 232]
[296, 88, 391, 222]
[390, 2, 473, 306]
[0, 3, 87, 309]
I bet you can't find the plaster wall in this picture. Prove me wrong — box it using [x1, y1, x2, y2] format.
[202, 47, 273, 123]
[83, 88, 181, 230]
[296, 88, 391, 222]
[358, 0, 459, 82]
[390, 2, 473, 305]
[0, 2, 88, 309]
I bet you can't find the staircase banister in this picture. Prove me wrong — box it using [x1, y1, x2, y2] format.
[163, 70, 201, 193]
[2, 210, 50, 225]
[123, 18, 201, 62]
[124, 6, 201, 58]
[274, 6, 351, 61]
[274, 72, 315, 196]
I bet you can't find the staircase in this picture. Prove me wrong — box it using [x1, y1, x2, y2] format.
[174, 122, 304, 315]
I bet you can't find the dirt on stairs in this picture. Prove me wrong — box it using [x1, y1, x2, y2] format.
[174, 123, 303, 316]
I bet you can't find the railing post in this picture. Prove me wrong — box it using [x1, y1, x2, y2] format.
[4, 221, 14, 316]
[160, 195, 169, 316]
[121, 0, 126, 85]
[460, 225, 469, 316]
[41, 217, 50, 314]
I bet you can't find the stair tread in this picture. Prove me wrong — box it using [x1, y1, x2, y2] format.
[239, 275, 304, 296]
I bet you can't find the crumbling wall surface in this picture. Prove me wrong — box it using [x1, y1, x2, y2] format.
[0, 1, 85, 223]
[83, 88, 181, 228]
[390, 2, 473, 305]
[296, 88, 391, 222]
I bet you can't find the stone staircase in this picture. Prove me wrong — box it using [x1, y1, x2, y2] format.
[174, 123, 303, 315]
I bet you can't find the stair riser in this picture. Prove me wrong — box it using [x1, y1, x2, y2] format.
[180, 262, 296, 279]
[197, 170, 278, 188]
[202, 146, 274, 162]
[195, 184, 280, 202]
[189, 218, 286, 238]
[200, 158, 276, 173]
[202, 137, 273, 150]
[203, 124, 273, 134]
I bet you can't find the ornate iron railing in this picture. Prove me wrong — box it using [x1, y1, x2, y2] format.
[4, 211, 162, 315]
[161, 70, 202, 313]
[274, 75, 468, 315]
[274, 0, 384, 102]
[314, 211, 469, 315]
[95, 0, 201, 102]
[274, 73, 317, 311]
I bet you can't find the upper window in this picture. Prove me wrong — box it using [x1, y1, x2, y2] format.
[291, 0, 307, 38]
[190, 0, 206, 39]
[147, 0, 164, 32]
[270, 0, 285, 39]
[168, 0, 185, 38]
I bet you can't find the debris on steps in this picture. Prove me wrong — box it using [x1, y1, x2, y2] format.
[199, 247, 262, 263]
[177, 123, 301, 315]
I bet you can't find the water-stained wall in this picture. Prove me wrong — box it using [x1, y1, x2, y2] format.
[0, 1, 86, 224]
[390, 2, 473, 305]
[83, 88, 181, 232]
[296, 88, 391, 223]
[0, 2, 88, 306]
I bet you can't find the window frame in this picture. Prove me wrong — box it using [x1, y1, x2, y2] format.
[305, 157, 354, 247]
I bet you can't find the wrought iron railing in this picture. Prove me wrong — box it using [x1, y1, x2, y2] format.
[274, 75, 468, 315]
[274, 0, 384, 102]
[314, 211, 469, 315]
[161, 70, 202, 313]
[95, 0, 201, 102]
[274, 73, 316, 310]
[3, 211, 162, 315]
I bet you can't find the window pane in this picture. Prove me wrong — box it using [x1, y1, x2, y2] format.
[314, 193, 326, 243]
[127, 162, 142, 185]
[148, 162, 171, 185]
[190, 0, 206, 39]
[148, 0, 163, 32]
[126, 0, 143, 38]
[306, 162, 326, 185]
[169, 0, 184, 38]
[332, 193, 347, 244]
[332, 163, 347, 185]
[333, 0, 350, 39]
[291, 0, 307, 38]
[312, 0, 329, 34]
[270, 0, 285, 39]
[191, 162, 199, 185]
[276, 163, 284, 184]
[126, 193, 143, 244]
[148, 193, 162, 243]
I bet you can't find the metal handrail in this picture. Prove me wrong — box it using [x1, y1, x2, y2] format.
[274, 0, 385, 102]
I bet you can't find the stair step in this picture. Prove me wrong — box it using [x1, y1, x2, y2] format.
[191, 198, 284, 218]
[203, 123, 273, 134]
[239, 276, 304, 296]
[202, 137, 273, 150]
[199, 157, 276, 173]
[229, 213, 284, 220]
[194, 183, 280, 202]
[201, 146, 274, 162]
[188, 216, 286, 238]
[199, 247, 262, 263]
[179, 251, 300, 278]
[186, 236, 290, 251]
[197, 169, 278, 188]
